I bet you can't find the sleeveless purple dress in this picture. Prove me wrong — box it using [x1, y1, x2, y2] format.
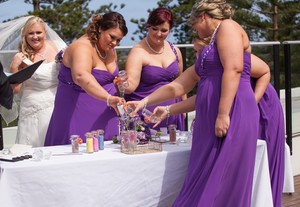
[256, 82, 285, 207]
[125, 42, 184, 131]
[44, 55, 119, 146]
[172, 38, 259, 206]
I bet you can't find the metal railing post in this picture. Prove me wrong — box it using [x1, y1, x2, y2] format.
[179, 47, 189, 131]
[273, 44, 280, 96]
[283, 42, 292, 154]
[0, 115, 3, 150]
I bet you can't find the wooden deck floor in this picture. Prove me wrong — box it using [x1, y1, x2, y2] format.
[283, 175, 300, 207]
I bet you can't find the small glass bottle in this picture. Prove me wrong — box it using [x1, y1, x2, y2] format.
[85, 132, 94, 153]
[142, 108, 158, 123]
[97, 129, 105, 150]
[91, 131, 99, 152]
[118, 70, 129, 89]
[70, 135, 80, 153]
[168, 124, 177, 143]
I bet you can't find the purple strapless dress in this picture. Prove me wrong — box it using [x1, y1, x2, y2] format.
[173, 43, 259, 206]
[44, 63, 119, 146]
[256, 82, 285, 207]
[125, 61, 184, 131]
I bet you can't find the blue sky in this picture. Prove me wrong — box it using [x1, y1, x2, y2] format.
[0, 0, 170, 46]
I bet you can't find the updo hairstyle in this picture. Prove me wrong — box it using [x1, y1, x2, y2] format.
[86, 12, 128, 45]
[188, 0, 234, 26]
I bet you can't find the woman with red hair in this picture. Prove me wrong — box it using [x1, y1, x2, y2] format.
[124, 8, 186, 132]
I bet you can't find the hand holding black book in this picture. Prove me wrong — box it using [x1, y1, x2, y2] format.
[7, 59, 44, 84]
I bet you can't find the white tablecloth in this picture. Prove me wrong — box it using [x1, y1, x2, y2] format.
[283, 142, 294, 193]
[0, 140, 293, 207]
[252, 140, 273, 207]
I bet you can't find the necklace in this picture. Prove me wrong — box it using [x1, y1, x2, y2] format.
[145, 36, 164, 54]
[201, 22, 222, 69]
[35, 45, 48, 62]
[94, 43, 107, 59]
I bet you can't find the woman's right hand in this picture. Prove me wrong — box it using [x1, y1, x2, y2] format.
[152, 106, 168, 128]
[11, 53, 27, 69]
[107, 95, 126, 116]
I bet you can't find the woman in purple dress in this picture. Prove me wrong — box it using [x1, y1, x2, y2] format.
[251, 79, 285, 206]
[44, 12, 128, 146]
[124, 8, 185, 131]
[128, 1, 261, 206]
[154, 53, 285, 207]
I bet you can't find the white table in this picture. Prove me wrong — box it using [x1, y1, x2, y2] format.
[0, 140, 290, 207]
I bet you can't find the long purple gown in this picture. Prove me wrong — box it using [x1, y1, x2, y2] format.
[44, 54, 119, 146]
[256, 82, 285, 207]
[125, 42, 184, 131]
[173, 38, 259, 206]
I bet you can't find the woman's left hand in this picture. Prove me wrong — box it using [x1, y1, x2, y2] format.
[215, 114, 230, 138]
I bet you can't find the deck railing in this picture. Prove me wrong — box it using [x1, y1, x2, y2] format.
[1, 41, 299, 153]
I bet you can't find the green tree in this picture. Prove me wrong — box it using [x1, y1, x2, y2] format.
[231, 0, 300, 42]
[131, 0, 300, 88]
[131, 0, 300, 43]
[1, 0, 125, 44]
[26, 0, 125, 44]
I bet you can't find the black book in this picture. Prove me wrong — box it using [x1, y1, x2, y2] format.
[7, 59, 44, 84]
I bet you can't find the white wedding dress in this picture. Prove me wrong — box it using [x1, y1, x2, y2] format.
[0, 16, 66, 147]
[15, 61, 59, 147]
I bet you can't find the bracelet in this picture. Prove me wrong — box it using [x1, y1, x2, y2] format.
[107, 94, 111, 107]
[165, 105, 170, 118]
[143, 99, 147, 109]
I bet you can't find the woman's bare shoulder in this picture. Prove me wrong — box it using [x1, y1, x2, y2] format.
[219, 19, 250, 51]
[129, 42, 147, 56]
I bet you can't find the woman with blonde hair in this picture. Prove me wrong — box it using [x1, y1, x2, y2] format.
[10, 16, 66, 147]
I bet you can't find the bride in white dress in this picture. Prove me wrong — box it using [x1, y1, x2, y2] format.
[6, 16, 66, 147]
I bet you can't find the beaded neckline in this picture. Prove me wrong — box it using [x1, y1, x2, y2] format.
[200, 22, 221, 70]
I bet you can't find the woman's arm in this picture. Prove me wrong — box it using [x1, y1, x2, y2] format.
[129, 65, 199, 114]
[152, 95, 196, 128]
[10, 52, 27, 94]
[250, 54, 270, 103]
[124, 46, 144, 94]
[215, 20, 245, 138]
[64, 41, 123, 114]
